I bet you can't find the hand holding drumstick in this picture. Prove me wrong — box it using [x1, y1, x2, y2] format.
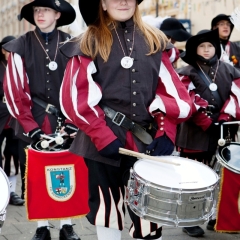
[119, 148, 180, 166]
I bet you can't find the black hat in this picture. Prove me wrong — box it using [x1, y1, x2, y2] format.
[211, 14, 234, 31]
[0, 36, 15, 47]
[160, 18, 191, 42]
[79, 0, 143, 26]
[18, 0, 76, 27]
[181, 29, 221, 65]
[0, 36, 16, 60]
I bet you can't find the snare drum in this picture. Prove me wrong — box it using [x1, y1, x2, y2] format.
[216, 142, 240, 174]
[126, 156, 219, 227]
[0, 168, 10, 232]
[26, 143, 89, 220]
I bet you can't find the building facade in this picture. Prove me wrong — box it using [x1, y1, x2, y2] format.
[0, 0, 240, 42]
[140, 0, 240, 41]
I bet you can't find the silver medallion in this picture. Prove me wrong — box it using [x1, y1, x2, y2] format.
[209, 83, 218, 91]
[121, 56, 133, 69]
[49, 61, 58, 71]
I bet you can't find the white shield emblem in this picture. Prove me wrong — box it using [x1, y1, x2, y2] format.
[45, 164, 75, 201]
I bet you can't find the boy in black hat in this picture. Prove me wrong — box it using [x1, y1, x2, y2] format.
[176, 29, 240, 237]
[60, 0, 192, 239]
[160, 18, 191, 67]
[3, 1, 80, 240]
[0, 35, 24, 206]
[211, 14, 240, 68]
[160, 18, 191, 44]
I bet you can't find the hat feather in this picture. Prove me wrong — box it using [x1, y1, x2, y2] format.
[230, 7, 240, 31]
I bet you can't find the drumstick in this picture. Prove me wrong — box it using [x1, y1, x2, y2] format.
[119, 148, 180, 166]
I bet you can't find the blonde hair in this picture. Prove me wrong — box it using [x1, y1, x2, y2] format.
[80, 2, 168, 62]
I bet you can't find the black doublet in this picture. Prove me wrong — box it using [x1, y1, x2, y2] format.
[3, 29, 71, 138]
[176, 61, 240, 151]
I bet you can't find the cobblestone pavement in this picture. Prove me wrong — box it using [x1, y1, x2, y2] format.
[1, 176, 240, 240]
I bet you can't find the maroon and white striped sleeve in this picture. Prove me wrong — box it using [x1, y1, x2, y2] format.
[149, 51, 192, 120]
[220, 78, 240, 120]
[60, 56, 117, 151]
[3, 53, 38, 133]
[148, 51, 192, 141]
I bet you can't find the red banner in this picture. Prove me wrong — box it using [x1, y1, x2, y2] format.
[216, 168, 240, 232]
[26, 148, 89, 220]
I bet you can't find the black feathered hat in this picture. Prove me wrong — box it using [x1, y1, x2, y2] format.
[160, 18, 191, 42]
[18, 0, 76, 27]
[211, 14, 234, 30]
[180, 29, 221, 65]
[0, 36, 15, 47]
[79, 0, 143, 26]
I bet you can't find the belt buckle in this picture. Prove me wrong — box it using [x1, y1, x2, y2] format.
[2, 96, 6, 103]
[112, 112, 125, 126]
[45, 104, 55, 114]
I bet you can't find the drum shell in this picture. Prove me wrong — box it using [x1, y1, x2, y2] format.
[0, 168, 10, 232]
[0, 168, 10, 213]
[26, 145, 89, 220]
[216, 142, 240, 174]
[126, 157, 219, 227]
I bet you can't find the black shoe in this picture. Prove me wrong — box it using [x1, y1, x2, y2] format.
[31, 227, 51, 240]
[207, 219, 216, 231]
[182, 226, 205, 237]
[9, 192, 25, 206]
[59, 224, 80, 240]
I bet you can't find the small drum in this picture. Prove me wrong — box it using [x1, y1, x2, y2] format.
[126, 156, 219, 227]
[0, 168, 10, 233]
[26, 134, 89, 220]
[216, 142, 240, 174]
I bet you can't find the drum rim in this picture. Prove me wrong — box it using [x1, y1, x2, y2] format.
[216, 142, 240, 174]
[132, 170, 219, 193]
[128, 203, 215, 227]
[0, 168, 10, 213]
[133, 156, 219, 191]
[28, 145, 69, 154]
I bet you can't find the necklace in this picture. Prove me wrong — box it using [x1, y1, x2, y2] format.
[34, 30, 59, 71]
[1, 61, 6, 68]
[197, 61, 219, 91]
[113, 22, 135, 69]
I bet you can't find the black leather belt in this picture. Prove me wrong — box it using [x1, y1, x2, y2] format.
[101, 105, 153, 145]
[32, 97, 60, 117]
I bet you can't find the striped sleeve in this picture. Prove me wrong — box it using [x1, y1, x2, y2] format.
[3, 53, 38, 133]
[179, 75, 208, 114]
[220, 78, 240, 120]
[148, 51, 192, 141]
[60, 56, 117, 151]
[149, 51, 192, 121]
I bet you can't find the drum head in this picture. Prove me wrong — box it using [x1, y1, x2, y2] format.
[31, 133, 71, 152]
[219, 143, 240, 173]
[134, 156, 218, 190]
[0, 168, 10, 213]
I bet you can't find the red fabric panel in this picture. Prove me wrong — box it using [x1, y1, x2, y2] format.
[216, 168, 240, 232]
[26, 148, 89, 220]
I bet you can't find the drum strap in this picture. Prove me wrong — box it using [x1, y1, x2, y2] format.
[101, 105, 153, 145]
[32, 97, 61, 117]
[195, 66, 223, 108]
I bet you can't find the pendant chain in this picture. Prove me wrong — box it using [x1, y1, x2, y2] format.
[34, 30, 59, 63]
[197, 60, 219, 85]
[1, 61, 6, 68]
[112, 22, 135, 58]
